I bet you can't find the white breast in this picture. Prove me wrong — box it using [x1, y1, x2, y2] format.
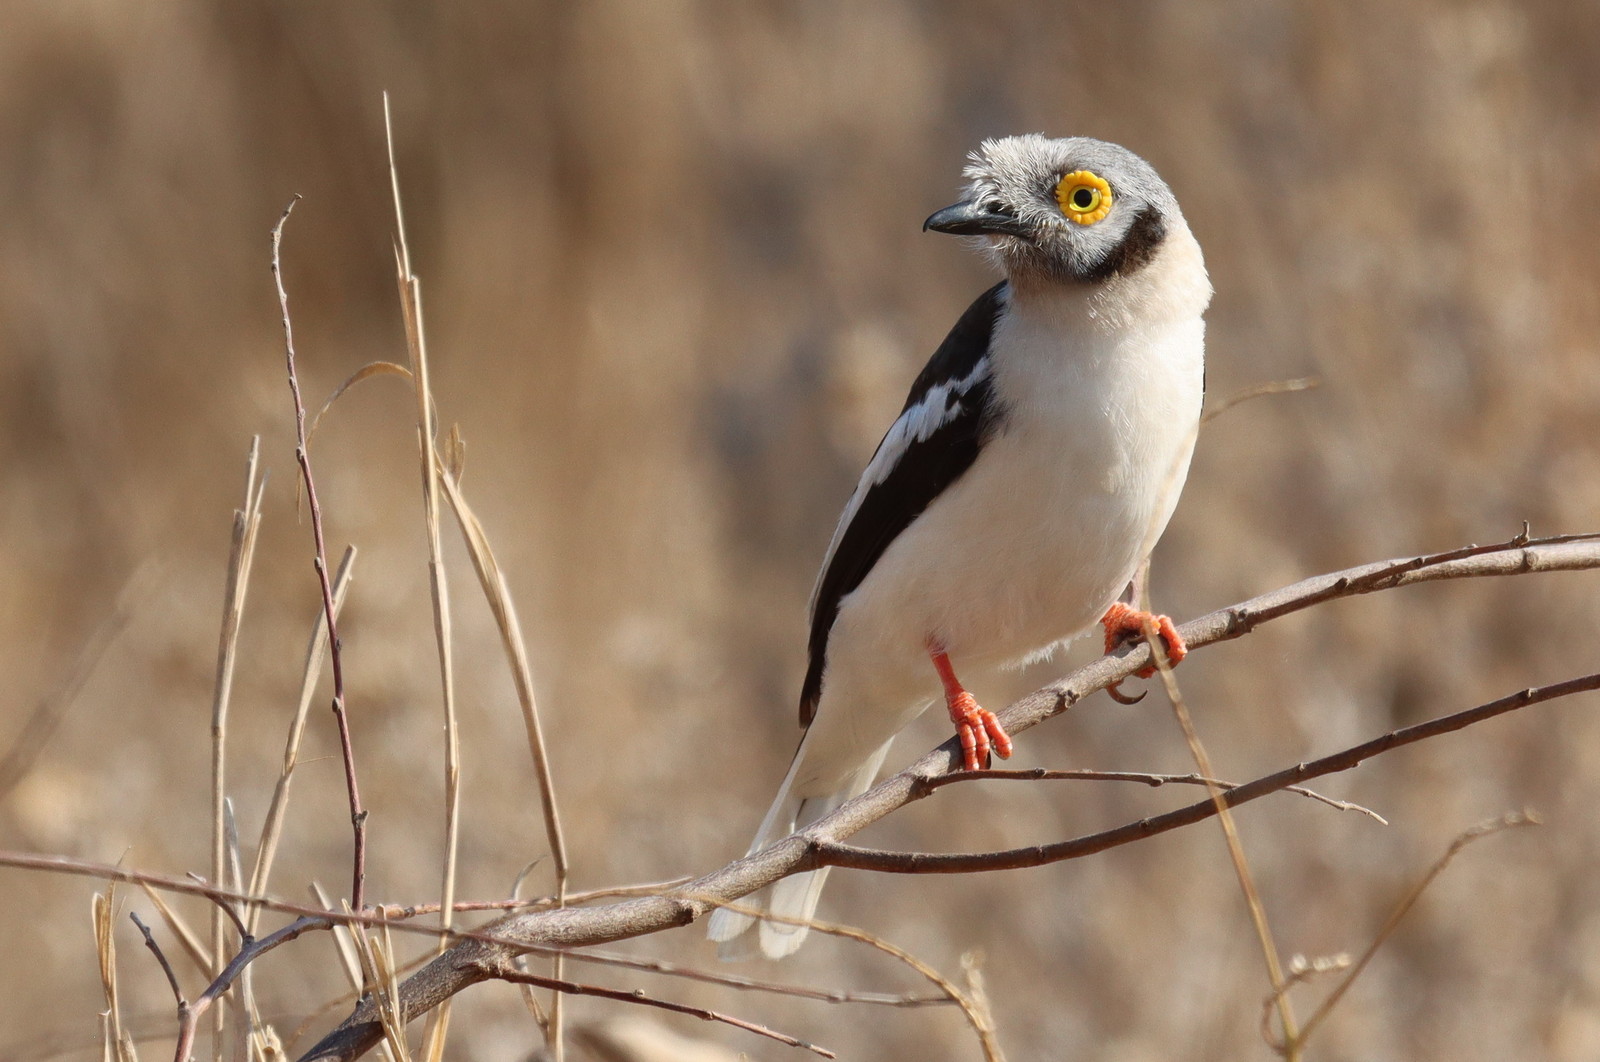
[887, 290, 1203, 660]
[798, 223, 1209, 787]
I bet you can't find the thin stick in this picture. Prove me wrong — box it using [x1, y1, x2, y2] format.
[366, 877, 694, 920]
[1142, 610, 1299, 1054]
[247, 547, 358, 931]
[1287, 811, 1539, 1051]
[381, 94, 463, 1062]
[209, 438, 265, 1061]
[923, 768, 1386, 822]
[272, 197, 367, 914]
[131, 912, 186, 1008]
[585, 954, 951, 1008]
[696, 898, 1003, 1061]
[493, 966, 836, 1059]
[194, 874, 251, 944]
[1201, 376, 1320, 424]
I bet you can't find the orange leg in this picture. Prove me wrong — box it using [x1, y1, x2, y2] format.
[1100, 601, 1187, 679]
[929, 646, 1013, 771]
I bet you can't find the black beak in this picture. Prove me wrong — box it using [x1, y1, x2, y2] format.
[923, 199, 1032, 238]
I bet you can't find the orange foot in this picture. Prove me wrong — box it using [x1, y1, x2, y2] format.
[1101, 602, 1187, 690]
[929, 646, 1013, 771]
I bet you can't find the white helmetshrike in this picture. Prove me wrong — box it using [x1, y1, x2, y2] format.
[709, 135, 1211, 958]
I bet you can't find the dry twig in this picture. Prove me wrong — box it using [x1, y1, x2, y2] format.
[247, 546, 357, 931]
[1273, 810, 1541, 1054]
[924, 767, 1385, 822]
[494, 963, 837, 1059]
[272, 198, 368, 914]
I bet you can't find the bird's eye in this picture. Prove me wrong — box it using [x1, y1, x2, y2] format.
[1055, 170, 1113, 225]
[984, 199, 1007, 215]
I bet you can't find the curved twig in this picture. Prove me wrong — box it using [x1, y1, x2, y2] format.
[272, 198, 367, 913]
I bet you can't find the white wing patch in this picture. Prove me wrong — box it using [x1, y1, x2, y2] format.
[809, 355, 994, 618]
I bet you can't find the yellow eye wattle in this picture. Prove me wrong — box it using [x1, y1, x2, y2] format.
[1055, 170, 1113, 224]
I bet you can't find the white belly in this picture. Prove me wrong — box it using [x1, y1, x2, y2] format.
[797, 307, 1204, 789]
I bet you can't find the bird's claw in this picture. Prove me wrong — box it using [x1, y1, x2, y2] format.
[1101, 603, 1188, 680]
[1105, 680, 1147, 705]
[947, 690, 1014, 771]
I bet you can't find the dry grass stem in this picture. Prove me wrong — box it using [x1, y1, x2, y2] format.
[307, 361, 414, 444]
[1141, 608, 1300, 1054]
[312, 887, 398, 1062]
[312, 887, 369, 1023]
[381, 95, 463, 1062]
[435, 466, 570, 886]
[433, 430, 573, 1053]
[94, 890, 138, 1062]
[138, 885, 212, 979]
[350, 922, 412, 1062]
[208, 437, 265, 1061]
[436, 456, 574, 1035]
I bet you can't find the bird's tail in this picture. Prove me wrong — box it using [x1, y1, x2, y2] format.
[706, 735, 893, 960]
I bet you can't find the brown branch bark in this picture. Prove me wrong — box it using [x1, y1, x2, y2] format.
[272, 197, 368, 914]
[492, 964, 836, 1058]
[297, 534, 1600, 1062]
[822, 672, 1598, 873]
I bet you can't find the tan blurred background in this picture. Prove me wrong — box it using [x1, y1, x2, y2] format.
[3, 2, 1600, 1059]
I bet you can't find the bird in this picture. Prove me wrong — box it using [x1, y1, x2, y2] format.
[707, 134, 1211, 959]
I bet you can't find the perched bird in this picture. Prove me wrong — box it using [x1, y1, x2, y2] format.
[708, 135, 1211, 958]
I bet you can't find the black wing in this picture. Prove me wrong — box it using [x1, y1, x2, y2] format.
[798, 281, 1008, 725]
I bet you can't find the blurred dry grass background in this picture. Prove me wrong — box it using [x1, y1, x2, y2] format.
[3, 1, 1600, 1059]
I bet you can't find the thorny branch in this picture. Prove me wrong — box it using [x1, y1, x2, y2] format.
[296, 532, 1600, 1061]
[272, 198, 368, 913]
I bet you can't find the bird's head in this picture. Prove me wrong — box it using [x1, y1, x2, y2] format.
[925, 135, 1191, 290]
